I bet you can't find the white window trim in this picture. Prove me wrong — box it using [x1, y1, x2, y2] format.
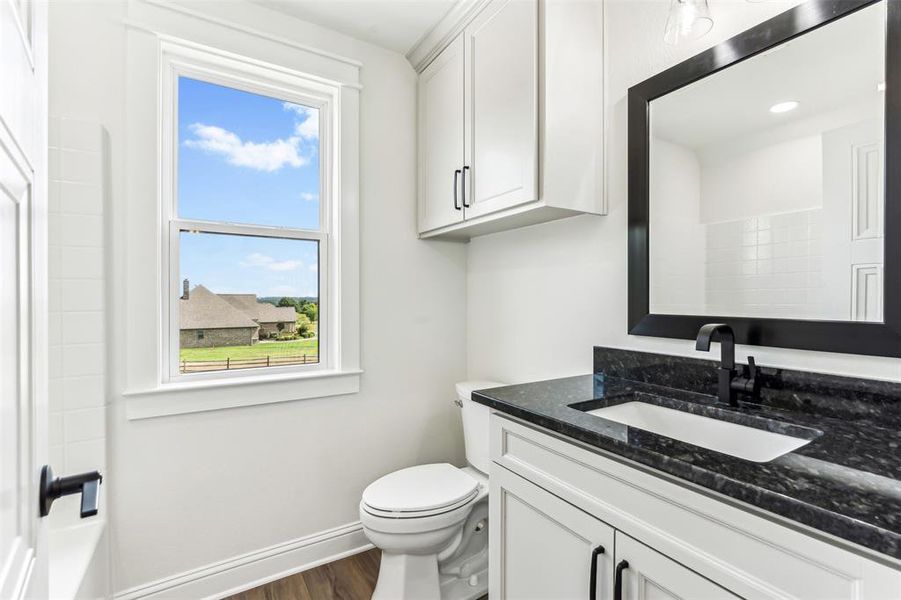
[121, 32, 361, 419]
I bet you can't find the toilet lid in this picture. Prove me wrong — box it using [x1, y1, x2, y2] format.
[362, 463, 479, 514]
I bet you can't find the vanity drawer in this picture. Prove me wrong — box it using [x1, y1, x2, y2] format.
[490, 413, 901, 600]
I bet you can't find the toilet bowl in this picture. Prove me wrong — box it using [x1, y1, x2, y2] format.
[360, 381, 504, 600]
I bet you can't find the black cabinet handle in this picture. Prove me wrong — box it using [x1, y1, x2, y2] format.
[39, 465, 103, 519]
[614, 559, 629, 600]
[453, 169, 462, 210]
[589, 544, 605, 600]
[462, 165, 470, 208]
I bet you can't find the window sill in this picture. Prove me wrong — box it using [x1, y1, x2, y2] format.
[123, 368, 362, 420]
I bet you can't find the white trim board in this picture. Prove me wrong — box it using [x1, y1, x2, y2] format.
[139, 0, 362, 70]
[113, 521, 372, 600]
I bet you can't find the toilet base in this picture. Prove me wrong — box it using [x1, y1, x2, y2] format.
[372, 552, 441, 600]
[439, 564, 488, 600]
[371, 552, 488, 600]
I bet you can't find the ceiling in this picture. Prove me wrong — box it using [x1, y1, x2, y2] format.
[250, 0, 459, 54]
[652, 1, 886, 151]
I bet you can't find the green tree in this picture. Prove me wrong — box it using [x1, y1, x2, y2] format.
[301, 301, 318, 323]
[278, 297, 298, 310]
[295, 313, 315, 338]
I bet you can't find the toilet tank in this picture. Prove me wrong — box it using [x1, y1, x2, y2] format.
[456, 381, 506, 475]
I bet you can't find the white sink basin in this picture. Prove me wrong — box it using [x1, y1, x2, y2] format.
[586, 401, 812, 463]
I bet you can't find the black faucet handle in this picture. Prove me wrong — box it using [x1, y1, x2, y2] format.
[734, 356, 761, 399]
[39, 465, 103, 519]
[80, 478, 101, 518]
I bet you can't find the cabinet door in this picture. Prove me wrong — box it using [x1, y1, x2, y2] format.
[463, 0, 538, 220]
[614, 533, 741, 600]
[490, 466, 615, 599]
[418, 33, 465, 233]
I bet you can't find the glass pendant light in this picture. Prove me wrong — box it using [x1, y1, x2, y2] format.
[664, 0, 714, 45]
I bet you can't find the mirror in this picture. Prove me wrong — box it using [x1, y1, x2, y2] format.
[650, 1, 886, 323]
[629, 0, 901, 357]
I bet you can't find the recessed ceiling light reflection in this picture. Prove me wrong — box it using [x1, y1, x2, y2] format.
[769, 101, 799, 114]
[877, 81, 886, 92]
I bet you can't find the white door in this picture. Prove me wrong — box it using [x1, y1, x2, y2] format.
[418, 33, 465, 233]
[490, 466, 615, 600]
[615, 533, 740, 600]
[463, 0, 538, 220]
[821, 118, 884, 322]
[0, 0, 49, 598]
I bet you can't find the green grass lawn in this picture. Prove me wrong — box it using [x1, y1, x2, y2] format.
[180, 338, 318, 362]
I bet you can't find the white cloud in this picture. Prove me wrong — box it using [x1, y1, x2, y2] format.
[184, 123, 306, 172]
[308, 263, 318, 273]
[300, 192, 318, 202]
[240, 252, 303, 272]
[268, 260, 304, 272]
[283, 103, 319, 140]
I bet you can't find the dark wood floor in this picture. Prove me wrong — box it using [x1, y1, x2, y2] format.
[225, 549, 488, 600]
[226, 549, 382, 600]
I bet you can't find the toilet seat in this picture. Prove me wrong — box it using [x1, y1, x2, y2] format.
[362, 463, 480, 519]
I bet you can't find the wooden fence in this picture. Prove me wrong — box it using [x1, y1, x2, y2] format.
[180, 353, 319, 373]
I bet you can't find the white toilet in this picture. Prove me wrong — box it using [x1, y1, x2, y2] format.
[360, 381, 505, 600]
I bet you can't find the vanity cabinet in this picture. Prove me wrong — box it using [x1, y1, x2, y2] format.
[489, 414, 901, 600]
[492, 465, 738, 600]
[491, 466, 614, 599]
[614, 533, 740, 600]
[415, 0, 605, 240]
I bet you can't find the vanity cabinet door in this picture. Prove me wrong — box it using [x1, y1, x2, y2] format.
[614, 533, 741, 600]
[462, 0, 538, 220]
[490, 465, 615, 599]
[417, 33, 466, 233]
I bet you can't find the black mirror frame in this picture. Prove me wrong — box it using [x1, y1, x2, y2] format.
[628, 0, 901, 358]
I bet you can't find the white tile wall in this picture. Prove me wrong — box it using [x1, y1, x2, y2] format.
[48, 118, 107, 529]
[705, 209, 827, 319]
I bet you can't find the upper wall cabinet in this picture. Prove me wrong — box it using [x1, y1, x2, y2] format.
[419, 34, 466, 232]
[414, 0, 606, 240]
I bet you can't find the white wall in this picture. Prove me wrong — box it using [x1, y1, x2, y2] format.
[699, 134, 823, 223]
[649, 138, 706, 315]
[50, 1, 468, 594]
[47, 119, 109, 530]
[467, 0, 901, 386]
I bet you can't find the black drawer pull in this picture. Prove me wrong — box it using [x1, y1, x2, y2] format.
[589, 544, 605, 600]
[614, 559, 629, 600]
[453, 169, 462, 210]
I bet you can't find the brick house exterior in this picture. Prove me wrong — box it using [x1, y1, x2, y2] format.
[179, 327, 254, 349]
[179, 283, 297, 348]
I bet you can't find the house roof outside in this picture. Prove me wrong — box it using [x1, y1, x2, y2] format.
[180, 284, 299, 331]
[180, 285, 259, 330]
[219, 294, 297, 324]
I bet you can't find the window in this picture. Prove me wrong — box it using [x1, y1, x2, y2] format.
[123, 35, 360, 418]
[166, 68, 330, 380]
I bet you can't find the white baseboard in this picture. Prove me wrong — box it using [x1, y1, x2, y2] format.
[114, 521, 373, 600]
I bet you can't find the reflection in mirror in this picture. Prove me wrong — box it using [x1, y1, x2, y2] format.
[649, 2, 885, 322]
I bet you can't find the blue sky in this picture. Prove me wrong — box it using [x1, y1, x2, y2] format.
[178, 77, 320, 298]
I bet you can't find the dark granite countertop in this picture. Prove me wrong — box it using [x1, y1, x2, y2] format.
[473, 348, 901, 561]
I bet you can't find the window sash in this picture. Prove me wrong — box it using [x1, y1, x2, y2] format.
[161, 62, 334, 384]
[169, 66, 332, 233]
[166, 220, 329, 382]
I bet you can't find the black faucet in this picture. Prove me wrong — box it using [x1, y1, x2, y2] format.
[695, 323, 760, 407]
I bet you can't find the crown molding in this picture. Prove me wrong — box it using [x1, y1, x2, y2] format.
[405, 0, 492, 73]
